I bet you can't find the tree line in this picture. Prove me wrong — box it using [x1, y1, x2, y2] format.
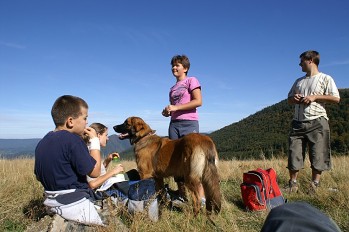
[209, 89, 349, 160]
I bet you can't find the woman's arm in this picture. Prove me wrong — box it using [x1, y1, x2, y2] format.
[88, 164, 124, 189]
[104, 152, 120, 168]
[167, 88, 202, 112]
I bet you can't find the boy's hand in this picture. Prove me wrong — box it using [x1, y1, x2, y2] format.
[84, 127, 98, 139]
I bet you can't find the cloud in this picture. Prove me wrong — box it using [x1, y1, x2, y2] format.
[0, 40, 26, 49]
[323, 59, 349, 67]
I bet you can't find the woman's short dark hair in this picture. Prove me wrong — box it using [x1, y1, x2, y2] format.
[171, 55, 190, 74]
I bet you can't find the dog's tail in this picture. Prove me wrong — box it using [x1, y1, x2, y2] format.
[202, 142, 221, 214]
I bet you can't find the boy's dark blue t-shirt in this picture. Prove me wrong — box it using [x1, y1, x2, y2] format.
[34, 130, 96, 191]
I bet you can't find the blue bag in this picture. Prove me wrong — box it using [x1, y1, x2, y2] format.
[127, 178, 158, 221]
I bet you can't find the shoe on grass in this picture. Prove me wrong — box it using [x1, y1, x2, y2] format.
[284, 180, 299, 193]
[307, 181, 320, 195]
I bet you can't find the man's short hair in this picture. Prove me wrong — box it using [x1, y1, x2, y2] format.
[300, 50, 320, 66]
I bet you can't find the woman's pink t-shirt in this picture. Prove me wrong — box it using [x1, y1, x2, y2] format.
[169, 77, 201, 121]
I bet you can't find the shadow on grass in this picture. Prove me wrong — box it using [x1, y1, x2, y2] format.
[22, 198, 48, 222]
[220, 179, 246, 210]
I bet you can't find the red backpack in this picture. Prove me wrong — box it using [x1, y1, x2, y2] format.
[240, 168, 285, 211]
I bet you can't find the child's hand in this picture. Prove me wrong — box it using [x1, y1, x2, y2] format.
[84, 127, 98, 138]
[162, 108, 171, 117]
[166, 105, 178, 113]
[108, 152, 120, 160]
[111, 164, 124, 175]
[162, 106, 171, 117]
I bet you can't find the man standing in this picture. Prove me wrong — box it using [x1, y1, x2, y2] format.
[286, 50, 340, 193]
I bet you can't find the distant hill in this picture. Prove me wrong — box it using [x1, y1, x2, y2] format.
[0, 134, 132, 159]
[0, 139, 40, 158]
[102, 134, 134, 159]
[209, 88, 349, 160]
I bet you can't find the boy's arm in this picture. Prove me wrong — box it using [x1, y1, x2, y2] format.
[89, 149, 101, 178]
[87, 136, 102, 178]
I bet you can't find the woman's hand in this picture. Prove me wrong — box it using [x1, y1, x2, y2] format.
[104, 152, 120, 167]
[111, 164, 124, 175]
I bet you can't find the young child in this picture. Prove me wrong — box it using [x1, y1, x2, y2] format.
[84, 123, 124, 190]
[85, 123, 141, 203]
[162, 54, 205, 206]
[34, 95, 104, 225]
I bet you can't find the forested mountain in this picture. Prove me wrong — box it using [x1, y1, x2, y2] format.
[209, 88, 349, 160]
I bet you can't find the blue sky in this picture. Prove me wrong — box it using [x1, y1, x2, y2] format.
[1, 0, 348, 139]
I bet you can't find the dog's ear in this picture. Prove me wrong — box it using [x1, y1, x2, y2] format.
[136, 123, 153, 138]
[130, 117, 153, 140]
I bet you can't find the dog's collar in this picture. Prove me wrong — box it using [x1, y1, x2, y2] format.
[132, 130, 156, 144]
[140, 130, 156, 140]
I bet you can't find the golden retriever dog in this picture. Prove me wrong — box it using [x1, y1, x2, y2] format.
[113, 116, 221, 215]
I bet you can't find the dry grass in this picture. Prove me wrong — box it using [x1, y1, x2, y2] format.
[0, 156, 348, 231]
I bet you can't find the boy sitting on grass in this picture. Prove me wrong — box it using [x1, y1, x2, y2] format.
[34, 95, 105, 225]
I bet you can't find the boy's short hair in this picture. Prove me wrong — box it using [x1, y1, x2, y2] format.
[300, 50, 320, 66]
[51, 95, 88, 127]
[171, 55, 190, 74]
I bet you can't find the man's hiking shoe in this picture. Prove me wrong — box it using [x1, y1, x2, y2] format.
[284, 180, 298, 193]
[307, 181, 320, 195]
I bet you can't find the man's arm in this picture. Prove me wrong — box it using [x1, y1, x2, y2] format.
[302, 95, 340, 104]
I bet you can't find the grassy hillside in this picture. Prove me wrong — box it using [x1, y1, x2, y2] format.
[1, 157, 348, 231]
[210, 88, 349, 160]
